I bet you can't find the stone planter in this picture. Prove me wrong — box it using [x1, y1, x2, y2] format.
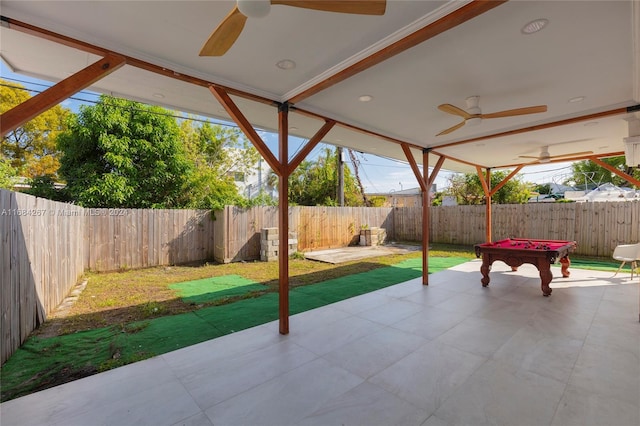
[260, 227, 298, 261]
[359, 227, 386, 246]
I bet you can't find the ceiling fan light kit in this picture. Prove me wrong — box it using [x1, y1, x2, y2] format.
[539, 147, 551, 163]
[237, 0, 271, 18]
[518, 145, 594, 164]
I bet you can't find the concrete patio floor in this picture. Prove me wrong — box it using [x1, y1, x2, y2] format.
[1, 260, 639, 426]
[303, 244, 420, 264]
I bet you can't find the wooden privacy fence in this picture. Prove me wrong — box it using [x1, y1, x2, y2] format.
[86, 208, 215, 271]
[213, 205, 394, 263]
[0, 189, 215, 364]
[430, 201, 640, 256]
[213, 202, 640, 262]
[1, 190, 84, 365]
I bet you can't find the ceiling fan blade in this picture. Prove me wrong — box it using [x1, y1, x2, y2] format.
[480, 105, 547, 119]
[438, 104, 472, 119]
[272, 0, 386, 15]
[199, 6, 248, 56]
[436, 120, 466, 136]
[549, 151, 593, 159]
[519, 151, 594, 161]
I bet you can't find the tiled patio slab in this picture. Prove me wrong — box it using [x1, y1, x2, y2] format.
[1, 260, 638, 426]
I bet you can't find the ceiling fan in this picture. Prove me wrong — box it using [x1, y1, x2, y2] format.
[519, 145, 593, 163]
[436, 96, 547, 136]
[200, 0, 387, 56]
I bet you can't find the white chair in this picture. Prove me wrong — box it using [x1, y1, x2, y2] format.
[612, 242, 640, 279]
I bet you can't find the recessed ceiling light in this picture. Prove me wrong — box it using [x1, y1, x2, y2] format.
[568, 96, 585, 103]
[152, 93, 165, 99]
[276, 59, 296, 70]
[521, 18, 548, 34]
[289, 126, 298, 131]
[358, 95, 373, 102]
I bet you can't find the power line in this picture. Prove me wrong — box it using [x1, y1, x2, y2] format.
[0, 81, 248, 130]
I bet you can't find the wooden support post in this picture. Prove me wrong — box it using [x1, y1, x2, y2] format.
[422, 148, 430, 286]
[485, 168, 492, 242]
[209, 87, 340, 335]
[210, 86, 293, 334]
[1, 54, 125, 137]
[476, 166, 492, 242]
[400, 144, 440, 286]
[278, 103, 290, 335]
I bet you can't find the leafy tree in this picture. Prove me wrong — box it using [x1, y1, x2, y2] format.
[24, 174, 69, 202]
[534, 183, 552, 195]
[57, 96, 192, 208]
[244, 191, 278, 207]
[431, 191, 444, 206]
[274, 147, 363, 206]
[178, 119, 260, 209]
[446, 170, 532, 205]
[566, 157, 640, 189]
[0, 156, 17, 189]
[0, 79, 70, 178]
[367, 195, 387, 207]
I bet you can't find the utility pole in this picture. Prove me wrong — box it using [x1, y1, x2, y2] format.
[348, 149, 369, 206]
[257, 157, 262, 195]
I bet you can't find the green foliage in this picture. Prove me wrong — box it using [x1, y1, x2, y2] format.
[24, 175, 69, 202]
[445, 170, 533, 205]
[1, 79, 70, 178]
[283, 147, 363, 206]
[367, 195, 387, 207]
[57, 96, 192, 208]
[178, 119, 260, 209]
[0, 157, 17, 189]
[534, 183, 552, 195]
[567, 157, 640, 189]
[245, 191, 278, 207]
[431, 191, 444, 206]
[290, 251, 305, 260]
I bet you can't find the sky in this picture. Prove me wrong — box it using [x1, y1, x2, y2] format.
[1, 61, 575, 193]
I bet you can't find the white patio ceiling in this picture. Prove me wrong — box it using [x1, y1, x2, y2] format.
[1, 0, 639, 175]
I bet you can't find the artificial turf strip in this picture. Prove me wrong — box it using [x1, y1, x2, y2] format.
[568, 258, 628, 273]
[291, 256, 466, 308]
[168, 274, 266, 304]
[0, 255, 474, 402]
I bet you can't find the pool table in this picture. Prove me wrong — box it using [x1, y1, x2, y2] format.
[474, 238, 576, 296]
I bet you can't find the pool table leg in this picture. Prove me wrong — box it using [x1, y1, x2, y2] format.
[480, 260, 491, 287]
[540, 266, 553, 296]
[559, 256, 571, 277]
